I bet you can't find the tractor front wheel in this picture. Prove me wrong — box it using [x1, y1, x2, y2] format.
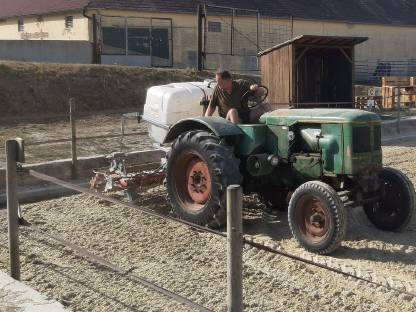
[166, 131, 242, 228]
[364, 167, 415, 231]
[288, 181, 346, 254]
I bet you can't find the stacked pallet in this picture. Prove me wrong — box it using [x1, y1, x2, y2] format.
[355, 96, 382, 110]
[381, 77, 416, 109]
[382, 76, 415, 87]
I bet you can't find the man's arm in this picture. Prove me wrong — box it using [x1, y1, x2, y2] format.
[239, 79, 264, 98]
[204, 102, 216, 117]
[205, 87, 219, 117]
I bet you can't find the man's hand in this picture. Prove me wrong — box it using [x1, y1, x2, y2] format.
[250, 84, 264, 97]
[250, 84, 259, 92]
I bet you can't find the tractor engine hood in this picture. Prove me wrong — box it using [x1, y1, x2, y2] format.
[259, 109, 381, 126]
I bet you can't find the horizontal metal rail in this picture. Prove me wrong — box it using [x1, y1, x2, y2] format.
[0, 206, 213, 311]
[27, 132, 147, 146]
[27, 170, 224, 237]
[0, 132, 147, 149]
[269, 102, 353, 107]
[20, 223, 213, 312]
[205, 4, 259, 12]
[25, 169, 416, 299]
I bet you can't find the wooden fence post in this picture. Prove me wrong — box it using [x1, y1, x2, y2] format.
[396, 87, 401, 133]
[69, 98, 78, 179]
[227, 185, 243, 312]
[120, 115, 127, 141]
[6, 139, 23, 280]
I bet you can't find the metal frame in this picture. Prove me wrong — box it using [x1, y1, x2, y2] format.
[355, 59, 416, 84]
[99, 14, 173, 67]
[202, 4, 260, 65]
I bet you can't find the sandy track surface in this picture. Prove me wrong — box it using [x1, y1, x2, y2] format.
[0, 140, 416, 311]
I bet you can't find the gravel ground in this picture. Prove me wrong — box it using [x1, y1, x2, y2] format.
[0, 140, 416, 311]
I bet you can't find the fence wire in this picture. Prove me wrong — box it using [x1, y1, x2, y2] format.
[203, 5, 292, 73]
[355, 60, 416, 85]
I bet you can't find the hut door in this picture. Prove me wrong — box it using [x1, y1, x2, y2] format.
[297, 54, 324, 103]
[297, 48, 353, 105]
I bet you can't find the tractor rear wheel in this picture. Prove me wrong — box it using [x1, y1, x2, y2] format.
[288, 181, 346, 255]
[364, 167, 415, 231]
[166, 131, 242, 228]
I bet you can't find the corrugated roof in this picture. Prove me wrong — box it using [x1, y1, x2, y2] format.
[258, 35, 369, 56]
[1, 0, 416, 27]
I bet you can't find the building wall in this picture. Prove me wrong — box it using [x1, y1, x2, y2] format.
[290, 19, 416, 61]
[0, 40, 92, 63]
[0, 8, 415, 74]
[0, 12, 92, 64]
[0, 12, 90, 41]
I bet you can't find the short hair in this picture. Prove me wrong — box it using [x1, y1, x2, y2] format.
[215, 69, 232, 80]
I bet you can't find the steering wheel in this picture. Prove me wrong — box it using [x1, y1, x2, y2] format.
[242, 85, 269, 109]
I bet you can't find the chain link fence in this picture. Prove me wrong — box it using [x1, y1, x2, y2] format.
[203, 5, 292, 73]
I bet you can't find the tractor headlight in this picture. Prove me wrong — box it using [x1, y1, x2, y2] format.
[268, 155, 279, 166]
[288, 131, 295, 141]
[247, 154, 277, 176]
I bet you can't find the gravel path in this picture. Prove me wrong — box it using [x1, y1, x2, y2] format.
[0, 140, 416, 311]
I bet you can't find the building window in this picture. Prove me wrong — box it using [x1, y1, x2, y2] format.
[18, 18, 24, 32]
[65, 16, 73, 29]
[102, 27, 126, 55]
[208, 21, 221, 32]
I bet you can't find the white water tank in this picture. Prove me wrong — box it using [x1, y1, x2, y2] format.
[142, 80, 217, 144]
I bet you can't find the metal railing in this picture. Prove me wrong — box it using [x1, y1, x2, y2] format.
[4, 137, 244, 311]
[0, 99, 146, 169]
[355, 60, 416, 85]
[4, 137, 416, 310]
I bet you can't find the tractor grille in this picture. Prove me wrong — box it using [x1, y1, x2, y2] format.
[353, 126, 371, 153]
[374, 125, 381, 150]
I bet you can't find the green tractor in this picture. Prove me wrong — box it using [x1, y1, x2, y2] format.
[162, 109, 415, 254]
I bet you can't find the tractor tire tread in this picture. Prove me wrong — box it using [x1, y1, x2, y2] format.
[288, 180, 346, 255]
[364, 166, 415, 231]
[166, 131, 242, 228]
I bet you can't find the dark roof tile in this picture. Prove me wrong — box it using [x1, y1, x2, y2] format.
[87, 0, 416, 26]
[1, 0, 416, 26]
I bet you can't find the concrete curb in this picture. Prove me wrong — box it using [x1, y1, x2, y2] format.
[381, 117, 416, 141]
[0, 180, 90, 206]
[0, 271, 67, 311]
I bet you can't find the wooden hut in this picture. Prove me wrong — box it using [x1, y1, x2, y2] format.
[258, 35, 368, 108]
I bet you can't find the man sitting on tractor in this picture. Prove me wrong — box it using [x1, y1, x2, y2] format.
[205, 70, 264, 124]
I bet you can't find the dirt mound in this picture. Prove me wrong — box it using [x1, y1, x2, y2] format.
[0, 61, 258, 119]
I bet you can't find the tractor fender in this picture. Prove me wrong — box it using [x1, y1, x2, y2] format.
[163, 117, 244, 143]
